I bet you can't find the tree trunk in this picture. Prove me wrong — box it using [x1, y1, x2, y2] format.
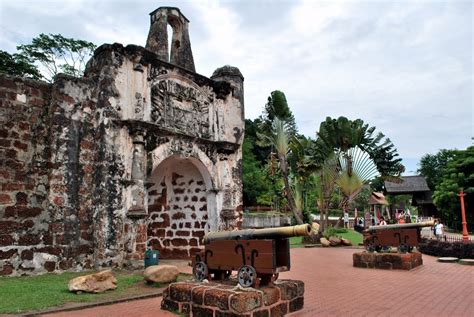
[280, 156, 304, 224]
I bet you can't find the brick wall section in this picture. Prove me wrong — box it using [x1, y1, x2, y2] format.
[161, 280, 305, 316]
[45, 76, 98, 271]
[353, 251, 423, 270]
[148, 159, 208, 259]
[0, 76, 52, 275]
[0, 75, 103, 275]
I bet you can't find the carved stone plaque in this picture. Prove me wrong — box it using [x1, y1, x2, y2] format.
[151, 77, 213, 138]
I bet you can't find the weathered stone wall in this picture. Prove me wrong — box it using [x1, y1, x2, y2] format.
[0, 77, 52, 275]
[0, 6, 244, 275]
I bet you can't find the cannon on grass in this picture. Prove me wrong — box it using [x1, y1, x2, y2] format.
[191, 224, 311, 288]
[363, 220, 435, 253]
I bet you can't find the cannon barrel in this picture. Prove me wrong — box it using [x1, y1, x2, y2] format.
[367, 220, 435, 232]
[203, 224, 312, 244]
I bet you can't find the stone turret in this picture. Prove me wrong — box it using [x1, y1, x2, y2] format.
[146, 7, 195, 72]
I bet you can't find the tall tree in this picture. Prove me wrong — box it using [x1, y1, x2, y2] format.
[242, 137, 269, 206]
[418, 149, 456, 190]
[0, 50, 41, 79]
[258, 118, 304, 224]
[259, 90, 297, 137]
[17, 33, 96, 82]
[432, 146, 473, 230]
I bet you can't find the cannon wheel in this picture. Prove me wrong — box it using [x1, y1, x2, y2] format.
[237, 265, 257, 288]
[398, 243, 409, 253]
[193, 262, 208, 281]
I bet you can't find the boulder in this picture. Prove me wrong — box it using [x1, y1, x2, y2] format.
[320, 237, 331, 247]
[68, 270, 117, 293]
[311, 222, 320, 234]
[329, 236, 341, 246]
[144, 264, 179, 283]
[340, 238, 352, 246]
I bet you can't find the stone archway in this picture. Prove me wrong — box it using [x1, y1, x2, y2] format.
[146, 155, 214, 258]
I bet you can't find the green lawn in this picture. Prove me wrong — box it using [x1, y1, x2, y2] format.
[289, 229, 363, 248]
[289, 236, 304, 248]
[338, 229, 363, 245]
[0, 271, 168, 314]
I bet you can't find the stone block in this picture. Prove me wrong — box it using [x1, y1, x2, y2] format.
[192, 286, 206, 305]
[0, 234, 13, 246]
[162, 280, 303, 316]
[377, 262, 392, 270]
[21, 249, 33, 260]
[229, 291, 262, 313]
[216, 311, 252, 317]
[44, 261, 56, 272]
[192, 306, 214, 317]
[252, 309, 270, 317]
[204, 288, 233, 311]
[289, 296, 304, 312]
[1, 264, 13, 276]
[262, 287, 280, 305]
[353, 251, 423, 270]
[274, 280, 298, 300]
[270, 302, 288, 317]
[161, 298, 179, 312]
[169, 283, 193, 302]
[180, 303, 191, 315]
[0, 249, 17, 260]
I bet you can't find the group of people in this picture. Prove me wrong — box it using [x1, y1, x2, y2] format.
[396, 209, 412, 224]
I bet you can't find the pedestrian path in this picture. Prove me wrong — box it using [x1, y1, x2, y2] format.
[43, 248, 473, 317]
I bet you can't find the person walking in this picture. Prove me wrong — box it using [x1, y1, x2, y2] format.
[435, 220, 445, 240]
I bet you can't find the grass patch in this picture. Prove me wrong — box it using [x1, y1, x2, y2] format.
[0, 271, 190, 314]
[338, 229, 363, 246]
[290, 236, 304, 248]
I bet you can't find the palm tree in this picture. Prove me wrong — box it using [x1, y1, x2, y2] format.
[258, 117, 304, 224]
[313, 116, 405, 230]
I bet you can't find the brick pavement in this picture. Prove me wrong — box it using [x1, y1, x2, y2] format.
[43, 248, 473, 317]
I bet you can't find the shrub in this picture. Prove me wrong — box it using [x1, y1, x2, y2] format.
[418, 239, 474, 259]
[323, 226, 338, 239]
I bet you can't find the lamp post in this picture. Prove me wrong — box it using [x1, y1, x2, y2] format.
[457, 190, 469, 243]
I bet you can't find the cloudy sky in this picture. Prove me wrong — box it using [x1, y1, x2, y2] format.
[1, 0, 472, 174]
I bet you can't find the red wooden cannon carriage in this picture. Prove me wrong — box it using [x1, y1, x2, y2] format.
[363, 220, 434, 253]
[192, 224, 311, 287]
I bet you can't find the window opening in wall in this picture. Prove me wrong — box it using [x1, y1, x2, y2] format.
[167, 24, 173, 62]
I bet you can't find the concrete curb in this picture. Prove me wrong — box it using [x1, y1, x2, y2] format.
[22, 290, 164, 317]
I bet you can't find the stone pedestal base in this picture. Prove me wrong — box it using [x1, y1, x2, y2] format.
[161, 279, 304, 316]
[353, 251, 423, 270]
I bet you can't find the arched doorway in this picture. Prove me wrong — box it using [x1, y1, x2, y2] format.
[146, 155, 214, 258]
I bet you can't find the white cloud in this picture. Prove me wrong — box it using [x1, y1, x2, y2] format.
[0, 0, 471, 174]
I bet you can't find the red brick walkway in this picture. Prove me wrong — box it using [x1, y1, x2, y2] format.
[43, 248, 473, 317]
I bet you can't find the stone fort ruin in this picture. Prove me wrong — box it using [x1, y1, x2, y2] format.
[0, 7, 244, 275]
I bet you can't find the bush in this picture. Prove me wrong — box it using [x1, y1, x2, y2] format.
[323, 226, 338, 239]
[418, 239, 474, 259]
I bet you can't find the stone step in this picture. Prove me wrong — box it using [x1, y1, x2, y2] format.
[458, 259, 474, 266]
[437, 257, 459, 263]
